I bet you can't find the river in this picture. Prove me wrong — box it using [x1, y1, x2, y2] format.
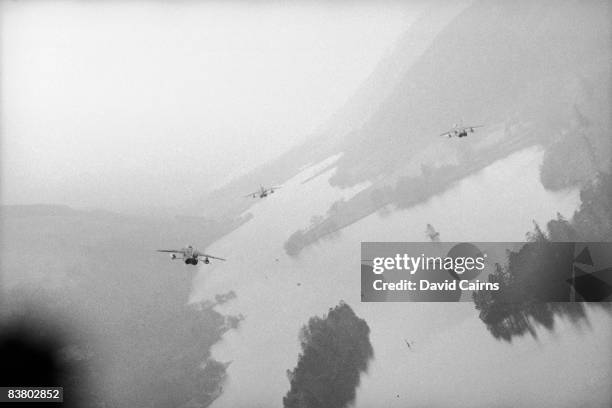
[192, 146, 611, 408]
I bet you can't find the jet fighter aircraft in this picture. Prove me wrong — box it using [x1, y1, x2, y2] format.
[245, 185, 281, 199]
[440, 124, 483, 138]
[156, 245, 226, 265]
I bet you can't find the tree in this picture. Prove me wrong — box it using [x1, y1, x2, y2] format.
[283, 302, 373, 408]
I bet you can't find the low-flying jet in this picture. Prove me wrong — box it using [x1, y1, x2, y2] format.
[156, 245, 226, 265]
[440, 124, 483, 138]
[245, 185, 281, 199]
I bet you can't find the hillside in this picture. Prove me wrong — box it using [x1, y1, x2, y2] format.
[330, 0, 610, 185]
[197, 0, 610, 259]
[285, 0, 610, 255]
[192, 2, 469, 219]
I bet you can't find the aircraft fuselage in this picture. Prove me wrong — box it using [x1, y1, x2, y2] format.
[171, 247, 211, 265]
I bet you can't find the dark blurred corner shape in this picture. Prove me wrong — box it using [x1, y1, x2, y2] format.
[0, 307, 93, 408]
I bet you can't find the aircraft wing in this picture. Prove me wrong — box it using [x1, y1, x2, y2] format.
[199, 253, 227, 261]
[157, 249, 184, 254]
[244, 191, 259, 197]
[439, 132, 452, 137]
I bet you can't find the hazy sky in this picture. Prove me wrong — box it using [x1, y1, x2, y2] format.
[1, 1, 423, 212]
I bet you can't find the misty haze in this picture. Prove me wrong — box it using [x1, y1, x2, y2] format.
[1, 1, 611, 408]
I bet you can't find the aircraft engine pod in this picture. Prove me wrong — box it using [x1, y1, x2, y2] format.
[170, 254, 177, 259]
[204, 258, 210, 264]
